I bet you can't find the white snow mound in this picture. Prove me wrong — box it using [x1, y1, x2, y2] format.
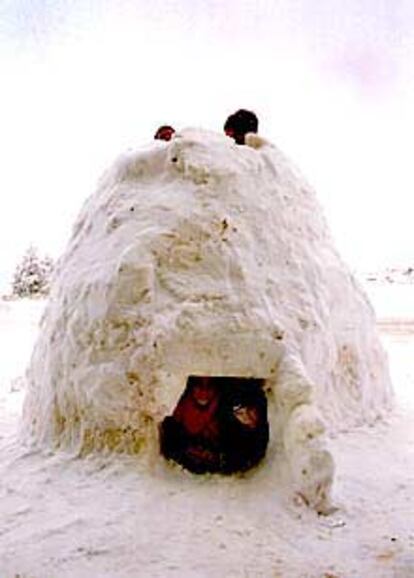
[23, 129, 392, 511]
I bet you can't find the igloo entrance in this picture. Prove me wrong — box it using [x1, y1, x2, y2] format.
[159, 376, 269, 474]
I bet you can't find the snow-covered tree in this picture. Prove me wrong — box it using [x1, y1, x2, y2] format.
[11, 246, 54, 298]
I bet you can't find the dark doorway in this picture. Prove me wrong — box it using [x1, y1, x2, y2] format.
[159, 376, 269, 474]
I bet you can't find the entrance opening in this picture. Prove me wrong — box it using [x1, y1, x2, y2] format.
[159, 376, 269, 474]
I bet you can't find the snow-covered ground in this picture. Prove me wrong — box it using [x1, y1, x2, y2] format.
[1, 284, 414, 578]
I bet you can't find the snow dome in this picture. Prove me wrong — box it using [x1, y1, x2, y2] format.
[22, 129, 392, 512]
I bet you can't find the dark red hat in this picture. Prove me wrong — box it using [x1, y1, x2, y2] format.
[154, 125, 176, 142]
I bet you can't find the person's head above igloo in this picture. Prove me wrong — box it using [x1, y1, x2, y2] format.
[224, 109, 259, 145]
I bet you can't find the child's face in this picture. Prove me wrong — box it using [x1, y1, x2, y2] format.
[233, 405, 259, 428]
[192, 379, 216, 406]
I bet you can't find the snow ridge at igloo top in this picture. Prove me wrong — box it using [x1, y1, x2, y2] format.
[23, 128, 392, 453]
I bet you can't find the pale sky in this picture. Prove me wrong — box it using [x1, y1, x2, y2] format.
[1, 0, 414, 292]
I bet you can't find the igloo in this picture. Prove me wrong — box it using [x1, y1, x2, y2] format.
[23, 129, 392, 512]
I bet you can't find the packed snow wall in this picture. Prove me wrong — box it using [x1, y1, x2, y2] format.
[23, 129, 392, 511]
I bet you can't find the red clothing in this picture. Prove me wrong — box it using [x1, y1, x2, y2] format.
[172, 390, 220, 442]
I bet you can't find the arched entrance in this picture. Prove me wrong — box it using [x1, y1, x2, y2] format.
[159, 376, 269, 474]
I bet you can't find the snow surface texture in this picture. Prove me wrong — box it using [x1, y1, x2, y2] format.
[23, 129, 392, 512]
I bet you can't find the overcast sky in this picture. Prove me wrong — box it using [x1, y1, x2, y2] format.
[1, 0, 414, 291]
